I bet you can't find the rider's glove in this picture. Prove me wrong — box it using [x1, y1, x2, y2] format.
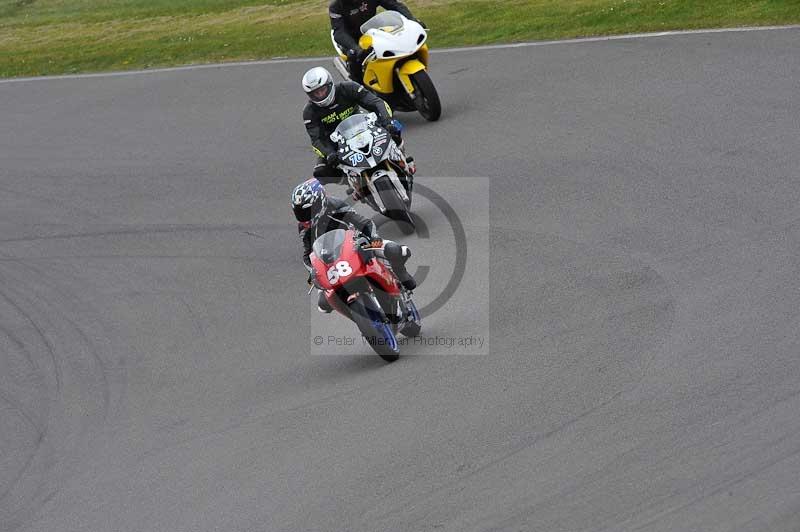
[326, 152, 339, 167]
[385, 122, 401, 137]
[349, 48, 370, 64]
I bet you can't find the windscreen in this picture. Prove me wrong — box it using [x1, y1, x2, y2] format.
[360, 11, 405, 34]
[333, 114, 371, 141]
[312, 229, 347, 264]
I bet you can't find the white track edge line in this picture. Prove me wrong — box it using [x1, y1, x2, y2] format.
[1, 24, 798, 85]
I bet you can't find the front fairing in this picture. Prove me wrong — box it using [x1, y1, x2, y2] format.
[311, 228, 346, 264]
[310, 229, 367, 290]
[333, 118, 395, 174]
[361, 11, 427, 59]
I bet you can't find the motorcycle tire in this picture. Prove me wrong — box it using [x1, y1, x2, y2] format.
[349, 297, 400, 362]
[374, 175, 415, 235]
[410, 70, 441, 122]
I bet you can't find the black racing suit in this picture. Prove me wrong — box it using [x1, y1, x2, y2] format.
[300, 197, 416, 309]
[329, 0, 418, 80]
[304, 81, 394, 184]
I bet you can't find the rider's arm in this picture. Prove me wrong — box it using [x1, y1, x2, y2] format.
[329, 0, 360, 52]
[300, 228, 314, 272]
[345, 211, 378, 240]
[303, 106, 336, 158]
[340, 82, 393, 123]
[377, 0, 416, 21]
[328, 199, 379, 240]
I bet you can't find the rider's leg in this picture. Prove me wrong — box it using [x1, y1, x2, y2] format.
[389, 130, 415, 175]
[313, 156, 345, 185]
[382, 241, 416, 290]
[347, 56, 363, 82]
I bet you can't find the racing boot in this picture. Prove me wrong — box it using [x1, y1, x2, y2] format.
[406, 156, 416, 176]
[384, 241, 416, 291]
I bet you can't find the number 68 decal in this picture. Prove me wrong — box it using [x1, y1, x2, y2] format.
[327, 261, 353, 284]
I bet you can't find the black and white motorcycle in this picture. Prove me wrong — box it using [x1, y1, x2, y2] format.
[330, 112, 415, 233]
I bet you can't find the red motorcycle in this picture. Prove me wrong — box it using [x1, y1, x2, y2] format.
[310, 227, 421, 361]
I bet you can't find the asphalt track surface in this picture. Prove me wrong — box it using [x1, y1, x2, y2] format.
[2, 27, 800, 532]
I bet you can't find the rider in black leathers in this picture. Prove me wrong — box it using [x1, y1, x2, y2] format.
[292, 179, 416, 312]
[301, 66, 404, 184]
[329, 0, 421, 81]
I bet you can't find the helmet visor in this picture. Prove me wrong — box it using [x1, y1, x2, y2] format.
[308, 82, 332, 103]
[293, 203, 313, 222]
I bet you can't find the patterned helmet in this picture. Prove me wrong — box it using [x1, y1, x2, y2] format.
[291, 178, 327, 229]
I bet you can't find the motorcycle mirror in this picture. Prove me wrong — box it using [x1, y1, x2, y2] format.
[330, 131, 343, 143]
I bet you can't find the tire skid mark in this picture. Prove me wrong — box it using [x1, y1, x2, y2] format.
[0, 263, 54, 529]
[0, 389, 46, 505]
[0, 387, 45, 442]
[12, 258, 112, 424]
[0, 257, 113, 529]
[0, 280, 62, 392]
[0, 318, 41, 375]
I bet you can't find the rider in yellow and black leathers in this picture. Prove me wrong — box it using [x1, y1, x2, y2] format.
[302, 66, 400, 184]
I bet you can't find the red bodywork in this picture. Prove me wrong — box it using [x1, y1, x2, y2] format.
[310, 229, 400, 317]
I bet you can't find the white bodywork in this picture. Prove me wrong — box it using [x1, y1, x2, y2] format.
[330, 11, 426, 77]
[330, 113, 410, 214]
[360, 11, 426, 61]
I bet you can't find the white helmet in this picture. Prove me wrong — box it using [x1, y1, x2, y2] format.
[302, 67, 336, 107]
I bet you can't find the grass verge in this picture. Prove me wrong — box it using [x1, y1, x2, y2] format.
[1, 0, 799, 78]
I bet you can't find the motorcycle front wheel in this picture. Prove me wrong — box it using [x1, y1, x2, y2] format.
[411, 70, 441, 122]
[374, 175, 415, 235]
[349, 297, 400, 362]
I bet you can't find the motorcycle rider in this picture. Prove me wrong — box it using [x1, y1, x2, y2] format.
[302, 66, 411, 186]
[292, 178, 417, 313]
[329, 0, 423, 81]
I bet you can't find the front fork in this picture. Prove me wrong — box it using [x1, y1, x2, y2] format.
[350, 160, 412, 207]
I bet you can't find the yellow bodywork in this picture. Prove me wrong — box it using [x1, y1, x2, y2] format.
[360, 44, 429, 95]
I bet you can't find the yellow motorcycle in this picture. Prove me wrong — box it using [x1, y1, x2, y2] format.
[332, 10, 441, 121]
